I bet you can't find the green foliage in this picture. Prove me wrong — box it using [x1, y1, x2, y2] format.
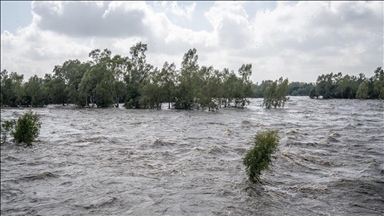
[254, 80, 273, 98]
[356, 82, 369, 99]
[243, 130, 280, 183]
[78, 49, 116, 108]
[236, 63, 253, 108]
[262, 77, 289, 109]
[12, 110, 42, 146]
[138, 70, 163, 109]
[1, 120, 16, 144]
[222, 69, 249, 108]
[24, 75, 49, 107]
[311, 67, 383, 100]
[44, 74, 67, 105]
[2, 42, 380, 109]
[254, 79, 312, 99]
[174, 48, 200, 110]
[0, 43, 253, 110]
[1, 70, 25, 107]
[288, 82, 314, 96]
[124, 42, 153, 109]
[309, 87, 319, 99]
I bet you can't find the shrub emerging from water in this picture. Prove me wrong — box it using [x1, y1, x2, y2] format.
[1, 120, 16, 144]
[11, 110, 42, 146]
[243, 130, 280, 183]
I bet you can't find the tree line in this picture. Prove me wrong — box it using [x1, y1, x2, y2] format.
[1, 42, 382, 110]
[309, 67, 384, 99]
[1, 43, 257, 110]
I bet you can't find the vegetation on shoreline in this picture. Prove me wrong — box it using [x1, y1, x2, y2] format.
[0, 43, 256, 110]
[0, 42, 382, 110]
[309, 67, 384, 100]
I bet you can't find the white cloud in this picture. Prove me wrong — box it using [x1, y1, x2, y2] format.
[169, 1, 196, 20]
[154, 1, 196, 21]
[243, 1, 383, 81]
[1, 1, 383, 83]
[204, 2, 252, 49]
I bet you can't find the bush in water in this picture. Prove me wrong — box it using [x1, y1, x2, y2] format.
[12, 110, 42, 146]
[243, 130, 280, 183]
[0, 119, 16, 144]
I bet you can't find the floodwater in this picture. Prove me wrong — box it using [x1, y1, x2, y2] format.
[1, 97, 383, 216]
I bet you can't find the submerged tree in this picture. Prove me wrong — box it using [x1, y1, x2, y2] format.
[356, 81, 369, 99]
[262, 77, 289, 109]
[24, 75, 49, 107]
[0, 70, 25, 107]
[372, 67, 384, 100]
[52, 59, 91, 106]
[236, 63, 253, 108]
[288, 82, 314, 96]
[5, 42, 379, 109]
[159, 62, 177, 109]
[124, 42, 154, 109]
[6, 110, 42, 147]
[310, 67, 383, 100]
[173, 48, 200, 109]
[243, 130, 280, 183]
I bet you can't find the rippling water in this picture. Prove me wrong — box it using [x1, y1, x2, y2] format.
[1, 97, 383, 215]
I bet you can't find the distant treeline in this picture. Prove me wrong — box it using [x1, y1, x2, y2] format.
[1, 42, 382, 109]
[309, 67, 384, 99]
[254, 81, 314, 98]
[1, 42, 256, 110]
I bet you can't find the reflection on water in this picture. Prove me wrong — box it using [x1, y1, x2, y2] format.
[1, 97, 384, 215]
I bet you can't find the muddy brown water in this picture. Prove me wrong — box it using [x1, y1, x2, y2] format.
[1, 97, 383, 215]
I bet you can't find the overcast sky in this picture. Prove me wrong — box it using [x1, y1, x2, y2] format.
[1, 1, 383, 83]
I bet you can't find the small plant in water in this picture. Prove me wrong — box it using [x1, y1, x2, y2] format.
[11, 110, 42, 146]
[1, 120, 16, 144]
[243, 130, 280, 183]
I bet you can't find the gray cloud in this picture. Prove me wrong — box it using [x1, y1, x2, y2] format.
[1, 1, 383, 83]
[32, 1, 149, 38]
[217, 16, 252, 49]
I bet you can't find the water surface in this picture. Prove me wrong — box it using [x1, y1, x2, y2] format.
[1, 97, 383, 215]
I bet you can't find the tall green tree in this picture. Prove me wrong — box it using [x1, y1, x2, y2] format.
[139, 67, 164, 109]
[222, 69, 244, 108]
[174, 48, 200, 109]
[356, 82, 369, 99]
[1, 71, 25, 107]
[79, 49, 115, 107]
[110, 54, 129, 107]
[255, 80, 273, 98]
[196, 66, 223, 111]
[53, 59, 90, 106]
[124, 42, 153, 109]
[159, 62, 177, 109]
[236, 63, 253, 108]
[372, 67, 384, 99]
[24, 75, 48, 107]
[263, 77, 289, 109]
[44, 74, 67, 105]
